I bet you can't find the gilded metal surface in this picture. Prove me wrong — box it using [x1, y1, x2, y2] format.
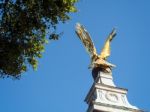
[75, 23, 116, 72]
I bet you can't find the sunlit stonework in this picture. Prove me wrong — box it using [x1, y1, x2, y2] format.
[75, 23, 143, 112]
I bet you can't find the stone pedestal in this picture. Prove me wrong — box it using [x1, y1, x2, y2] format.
[85, 71, 143, 112]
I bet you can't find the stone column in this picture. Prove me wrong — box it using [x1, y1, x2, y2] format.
[85, 69, 143, 112]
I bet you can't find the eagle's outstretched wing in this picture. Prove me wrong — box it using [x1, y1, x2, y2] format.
[75, 23, 97, 57]
[99, 28, 116, 59]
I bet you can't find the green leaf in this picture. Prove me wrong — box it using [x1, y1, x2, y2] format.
[0, 0, 78, 78]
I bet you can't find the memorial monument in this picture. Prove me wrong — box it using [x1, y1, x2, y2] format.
[75, 23, 143, 112]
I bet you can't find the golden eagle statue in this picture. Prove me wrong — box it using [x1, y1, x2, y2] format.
[75, 23, 116, 73]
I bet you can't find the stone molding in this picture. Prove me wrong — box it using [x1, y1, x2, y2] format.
[85, 71, 142, 112]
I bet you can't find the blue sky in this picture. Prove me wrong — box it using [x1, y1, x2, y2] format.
[0, 0, 150, 112]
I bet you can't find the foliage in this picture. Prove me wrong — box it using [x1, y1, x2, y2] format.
[0, 0, 78, 78]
